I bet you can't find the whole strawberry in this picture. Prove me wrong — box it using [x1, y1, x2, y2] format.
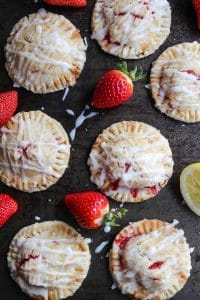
[193, 0, 200, 30]
[0, 194, 18, 227]
[0, 91, 18, 127]
[64, 191, 127, 230]
[43, 0, 86, 7]
[92, 62, 146, 109]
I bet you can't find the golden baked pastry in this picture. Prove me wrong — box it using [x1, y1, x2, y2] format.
[88, 121, 174, 203]
[92, 0, 171, 59]
[5, 9, 86, 94]
[109, 219, 192, 300]
[7, 221, 91, 300]
[0, 111, 70, 192]
[151, 42, 200, 122]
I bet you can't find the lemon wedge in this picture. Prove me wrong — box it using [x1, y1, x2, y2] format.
[180, 163, 200, 216]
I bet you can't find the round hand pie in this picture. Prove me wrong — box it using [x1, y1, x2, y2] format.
[151, 42, 200, 123]
[109, 219, 192, 300]
[88, 121, 174, 202]
[5, 9, 86, 94]
[7, 221, 91, 300]
[0, 111, 70, 192]
[92, 0, 171, 59]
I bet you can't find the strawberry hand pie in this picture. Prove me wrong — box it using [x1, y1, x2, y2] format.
[151, 42, 200, 123]
[91, 0, 171, 59]
[109, 219, 192, 300]
[88, 121, 174, 203]
[5, 10, 86, 94]
[0, 111, 70, 192]
[7, 221, 91, 300]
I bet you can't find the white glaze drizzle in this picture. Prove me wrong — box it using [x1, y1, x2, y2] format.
[145, 84, 151, 90]
[95, 241, 109, 254]
[104, 224, 111, 233]
[111, 283, 117, 289]
[70, 105, 98, 141]
[62, 87, 69, 101]
[66, 109, 75, 116]
[84, 37, 88, 49]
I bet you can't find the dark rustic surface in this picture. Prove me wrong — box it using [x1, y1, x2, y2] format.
[0, 0, 200, 299]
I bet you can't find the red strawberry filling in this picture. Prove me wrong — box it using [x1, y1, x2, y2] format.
[149, 185, 158, 195]
[125, 163, 131, 173]
[130, 188, 139, 198]
[103, 32, 121, 46]
[183, 69, 200, 80]
[111, 178, 120, 191]
[17, 253, 40, 271]
[115, 233, 139, 250]
[116, 12, 126, 16]
[17, 144, 31, 160]
[149, 261, 164, 270]
[131, 13, 143, 19]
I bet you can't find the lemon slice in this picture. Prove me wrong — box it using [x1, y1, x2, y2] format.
[180, 163, 200, 216]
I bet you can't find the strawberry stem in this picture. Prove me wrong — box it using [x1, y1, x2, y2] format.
[103, 207, 128, 227]
[117, 62, 146, 82]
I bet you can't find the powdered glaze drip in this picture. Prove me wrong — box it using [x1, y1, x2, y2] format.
[112, 220, 192, 299]
[0, 111, 70, 192]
